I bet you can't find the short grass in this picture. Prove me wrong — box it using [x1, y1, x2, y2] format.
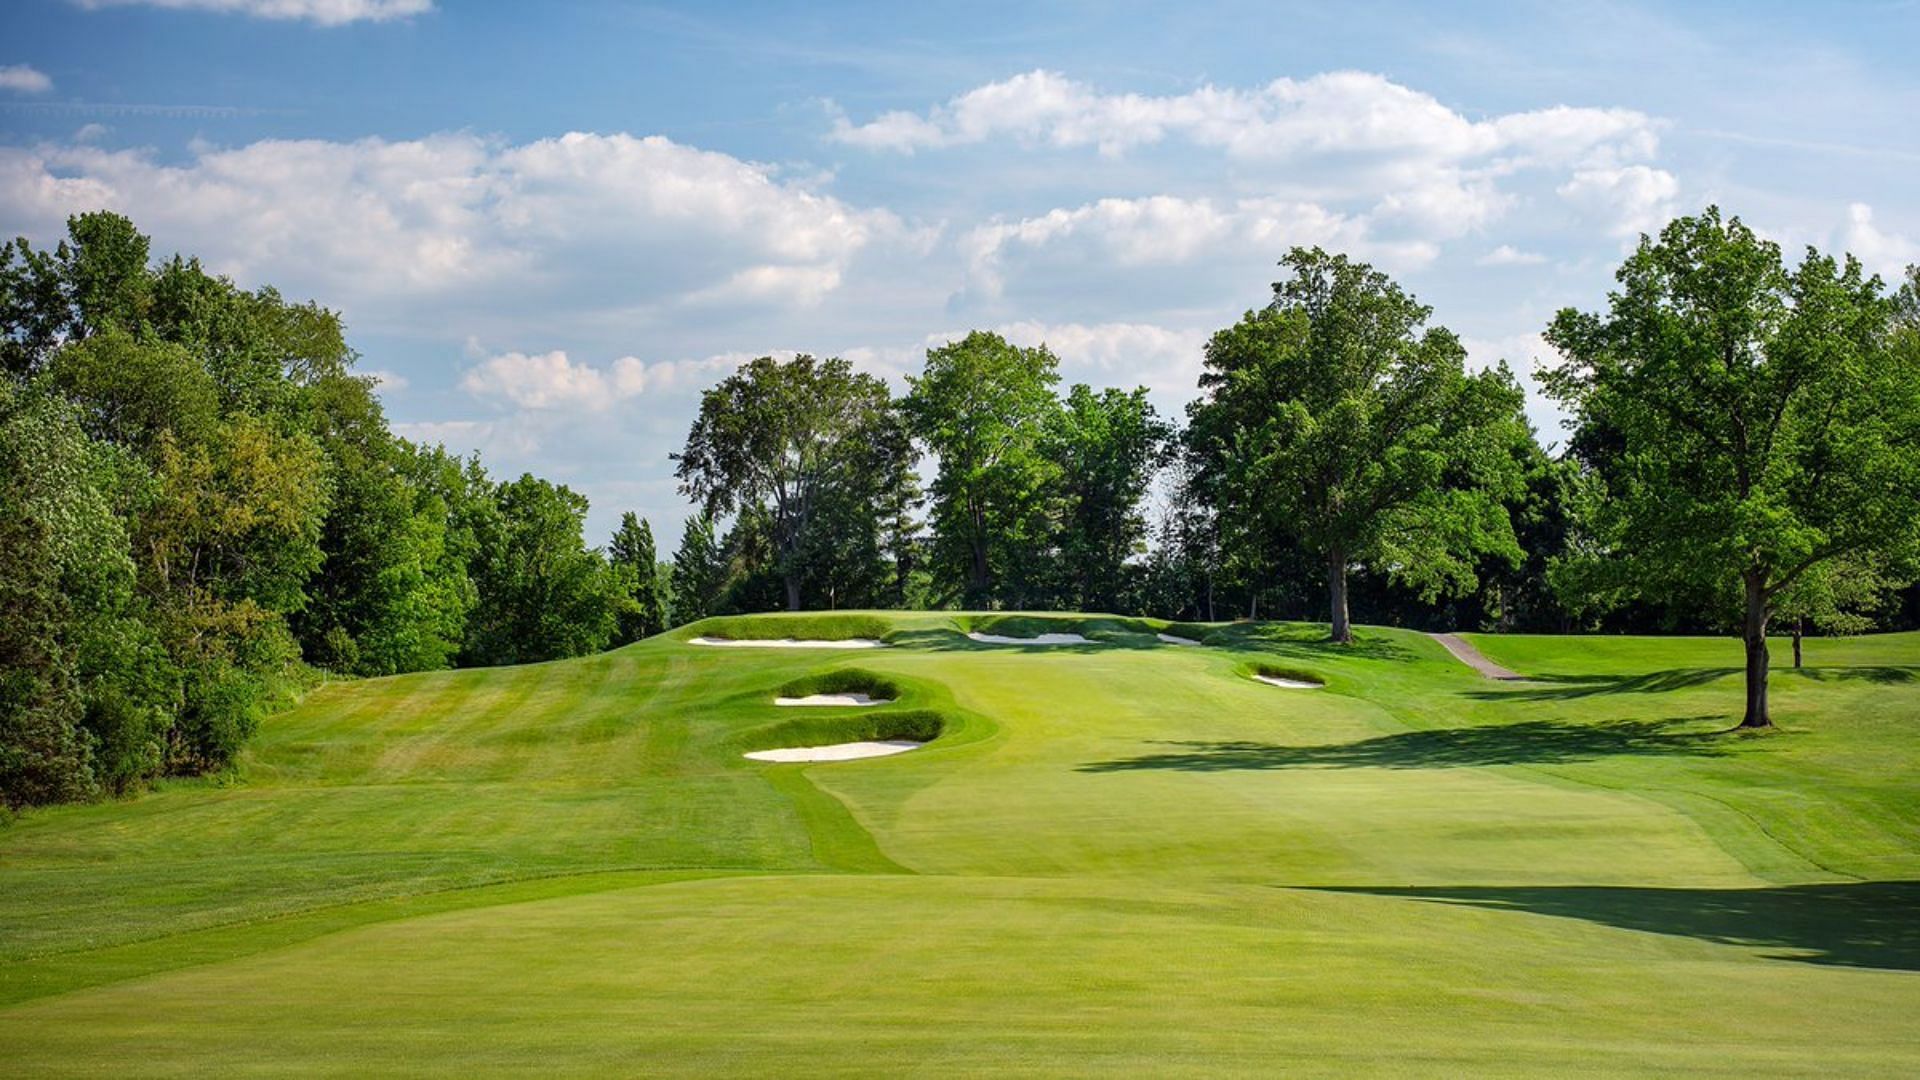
[2, 613, 1917, 1075]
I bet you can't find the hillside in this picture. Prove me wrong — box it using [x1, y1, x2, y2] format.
[2, 614, 1917, 1075]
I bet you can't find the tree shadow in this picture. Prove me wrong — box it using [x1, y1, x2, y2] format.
[1077, 717, 1732, 773]
[1314, 881, 1920, 971]
[1791, 665, 1919, 685]
[1203, 625, 1418, 663]
[1466, 668, 1737, 701]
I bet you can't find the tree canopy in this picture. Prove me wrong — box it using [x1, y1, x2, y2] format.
[1545, 207, 1920, 727]
[1187, 248, 1530, 642]
[674, 355, 911, 611]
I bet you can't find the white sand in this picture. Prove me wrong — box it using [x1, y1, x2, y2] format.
[773, 693, 892, 707]
[1157, 633, 1202, 646]
[1253, 673, 1322, 689]
[689, 636, 887, 649]
[744, 740, 923, 762]
[966, 631, 1094, 646]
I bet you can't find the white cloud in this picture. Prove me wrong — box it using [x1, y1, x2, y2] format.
[831, 70, 1660, 168]
[362, 368, 408, 392]
[390, 418, 537, 458]
[1843, 203, 1918, 280]
[0, 131, 903, 333]
[72, 0, 433, 26]
[961, 194, 1436, 299]
[1476, 244, 1549, 266]
[460, 348, 754, 412]
[0, 65, 53, 95]
[987, 320, 1210, 406]
[835, 70, 1667, 249]
[1558, 164, 1680, 240]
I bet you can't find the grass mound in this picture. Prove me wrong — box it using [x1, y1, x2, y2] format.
[737, 708, 948, 757]
[959, 612, 1167, 645]
[1242, 659, 1328, 688]
[686, 612, 893, 642]
[776, 667, 904, 703]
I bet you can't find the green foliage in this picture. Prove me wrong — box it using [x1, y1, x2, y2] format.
[1545, 207, 1920, 725]
[1188, 248, 1529, 641]
[670, 513, 727, 626]
[904, 331, 1063, 607]
[675, 354, 911, 611]
[609, 513, 671, 643]
[1, 212, 618, 805]
[0, 384, 170, 806]
[462, 474, 617, 666]
[1049, 383, 1170, 611]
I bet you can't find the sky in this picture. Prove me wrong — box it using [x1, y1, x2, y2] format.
[2, 0, 1917, 545]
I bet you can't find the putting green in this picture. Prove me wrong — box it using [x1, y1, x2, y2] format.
[3, 613, 1917, 1075]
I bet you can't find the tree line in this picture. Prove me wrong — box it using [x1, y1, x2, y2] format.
[1, 213, 674, 808]
[663, 212, 1920, 731]
[5, 206, 1918, 807]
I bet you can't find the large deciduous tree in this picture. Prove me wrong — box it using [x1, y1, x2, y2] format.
[674, 355, 908, 611]
[1546, 208, 1920, 728]
[903, 331, 1062, 607]
[1049, 384, 1170, 612]
[1188, 248, 1529, 643]
[462, 473, 617, 667]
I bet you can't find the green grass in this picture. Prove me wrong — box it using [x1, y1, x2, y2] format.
[3, 612, 1917, 1075]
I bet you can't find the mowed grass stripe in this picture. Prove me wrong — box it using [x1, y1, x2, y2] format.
[2, 613, 1916, 1073]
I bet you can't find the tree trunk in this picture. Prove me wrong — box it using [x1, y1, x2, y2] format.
[1328, 547, 1352, 644]
[1740, 573, 1771, 729]
[968, 500, 990, 604]
[784, 574, 801, 612]
[1792, 619, 1803, 669]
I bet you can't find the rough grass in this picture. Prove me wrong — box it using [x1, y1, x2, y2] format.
[3, 615, 1918, 1075]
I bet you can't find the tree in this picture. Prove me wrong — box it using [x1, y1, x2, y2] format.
[1187, 248, 1529, 642]
[609, 513, 670, 643]
[903, 331, 1062, 607]
[462, 474, 617, 666]
[674, 355, 909, 611]
[670, 513, 726, 626]
[1049, 384, 1170, 611]
[1545, 208, 1920, 727]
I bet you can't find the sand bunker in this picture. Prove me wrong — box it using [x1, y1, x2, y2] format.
[743, 740, 923, 762]
[1157, 633, 1202, 646]
[966, 631, 1093, 646]
[689, 636, 887, 649]
[773, 693, 892, 707]
[1253, 673, 1322, 689]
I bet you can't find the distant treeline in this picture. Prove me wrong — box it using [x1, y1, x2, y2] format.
[5, 208, 1919, 806]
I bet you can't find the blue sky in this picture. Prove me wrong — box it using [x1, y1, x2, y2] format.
[3, 0, 1917, 544]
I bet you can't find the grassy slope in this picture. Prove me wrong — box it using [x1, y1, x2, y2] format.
[1, 614, 1916, 1075]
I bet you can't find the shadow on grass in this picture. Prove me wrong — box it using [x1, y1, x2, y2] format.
[1077, 717, 1731, 773]
[1466, 668, 1737, 701]
[1201, 625, 1418, 663]
[1315, 881, 1920, 971]
[1791, 665, 1919, 685]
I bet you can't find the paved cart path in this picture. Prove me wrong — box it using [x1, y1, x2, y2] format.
[1429, 633, 1524, 680]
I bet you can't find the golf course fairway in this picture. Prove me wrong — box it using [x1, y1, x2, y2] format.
[3, 612, 1917, 1076]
